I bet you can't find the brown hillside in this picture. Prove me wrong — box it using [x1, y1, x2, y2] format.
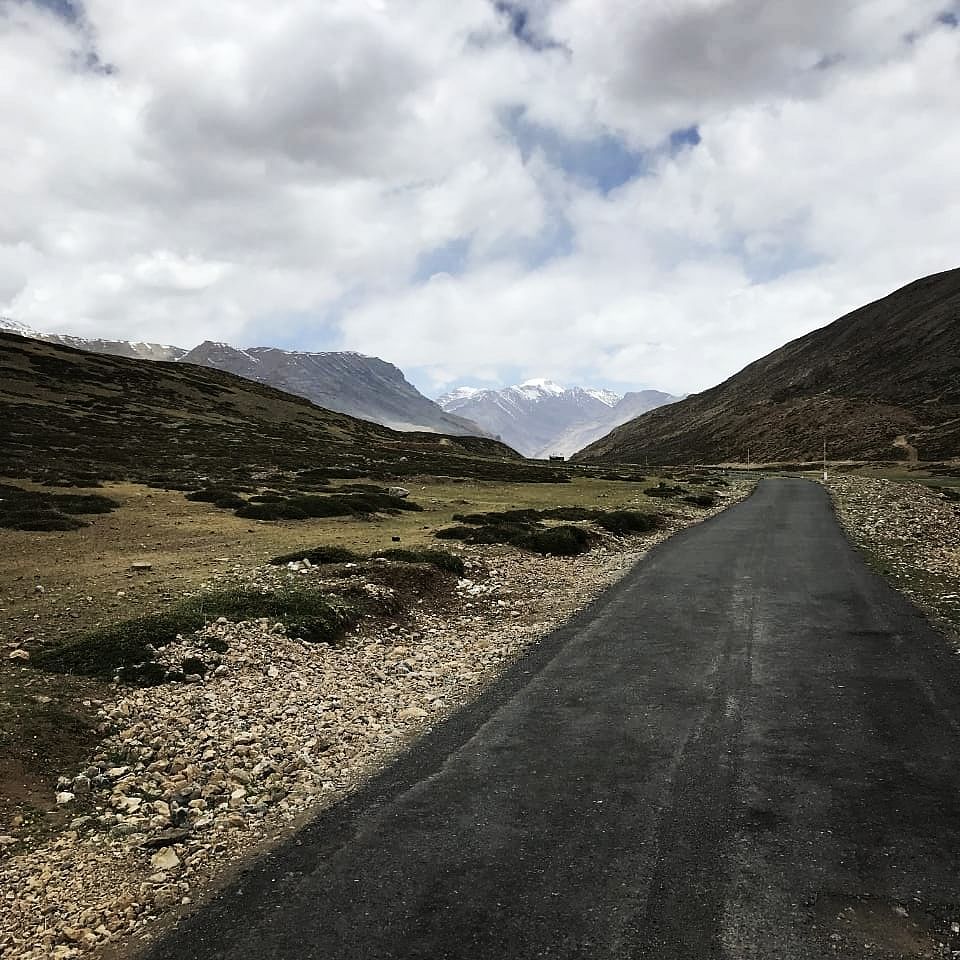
[577, 267, 960, 465]
[0, 333, 546, 484]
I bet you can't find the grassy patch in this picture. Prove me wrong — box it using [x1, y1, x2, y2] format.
[371, 548, 466, 576]
[644, 482, 686, 498]
[0, 483, 120, 531]
[32, 585, 368, 684]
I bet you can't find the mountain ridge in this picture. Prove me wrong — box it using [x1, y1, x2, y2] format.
[0, 320, 486, 438]
[576, 267, 960, 465]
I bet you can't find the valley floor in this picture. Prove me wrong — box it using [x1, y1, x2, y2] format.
[0, 479, 751, 960]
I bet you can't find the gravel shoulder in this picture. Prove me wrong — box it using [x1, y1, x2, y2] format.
[828, 474, 960, 647]
[0, 482, 753, 960]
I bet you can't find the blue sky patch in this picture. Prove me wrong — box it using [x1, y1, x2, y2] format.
[669, 126, 701, 151]
[29, 0, 82, 22]
[492, 1, 564, 51]
[937, 9, 958, 27]
[504, 108, 647, 194]
[413, 237, 471, 282]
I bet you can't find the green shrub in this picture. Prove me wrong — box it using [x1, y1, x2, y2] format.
[185, 487, 240, 503]
[236, 491, 421, 521]
[452, 508, 542, 525]
[0, 484, 119, 531]
[435, 525, 483, 541]
[682, 494, 717, 508]
[594, 510, 662, 535]
[0, 508, 89, 531]
[236, 502, 308, 521]
[371, 548, 465, 576]
[269, 545, 363, 566]
[513, 525, 592, 556]
[540, 506, 601, 521]
[33, 610, 205, 682]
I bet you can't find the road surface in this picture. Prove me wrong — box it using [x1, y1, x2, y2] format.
[145, 479, 960, 959]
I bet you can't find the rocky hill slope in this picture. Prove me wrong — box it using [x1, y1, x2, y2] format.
[0, 332, 527, 484]
[577, 268, 960, 465]
[438, 379, 678, 457]
[0, 320, 484, 437]
[180, 341, 483, 436]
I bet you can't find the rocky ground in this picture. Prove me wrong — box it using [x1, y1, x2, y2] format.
[828, 474, 960, 647]
[0, 486, 752, 960]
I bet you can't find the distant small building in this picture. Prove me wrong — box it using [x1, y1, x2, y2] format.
[548, 455, 565, 462]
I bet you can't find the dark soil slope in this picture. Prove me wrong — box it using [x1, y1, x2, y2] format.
[0, 333, 543, 485]
[578, 268, 960, 465]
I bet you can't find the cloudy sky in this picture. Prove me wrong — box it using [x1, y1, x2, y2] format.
[2, 0, 959, 397]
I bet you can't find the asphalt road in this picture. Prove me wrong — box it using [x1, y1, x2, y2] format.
[145, 479, 960, 960]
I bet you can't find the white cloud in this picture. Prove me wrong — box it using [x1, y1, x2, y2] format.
[1, 0, 958, 394]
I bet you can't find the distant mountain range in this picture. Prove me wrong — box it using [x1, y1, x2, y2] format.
[178, 341, 484, 436]
[0, 320, 484, 438]
[438, 379, 680, 458]
[577, 267, 960, 465]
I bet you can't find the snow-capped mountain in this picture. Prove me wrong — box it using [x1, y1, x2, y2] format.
[437, 379, 681, 457]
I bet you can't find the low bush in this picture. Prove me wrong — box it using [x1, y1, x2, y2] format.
[186, 487, 248, 509]
[269, 545, 363, 566]
[185, 486, 239, 503]
[540, 506, 600, 521]
[1, 508, 89, 531]
[437, 519, 591, 555]
[594, 511, 661, 535]
[0, 483, 119, 531]
[452, 509, 541, 525]
[33, 610, 205, 684]
[371, 548, 466, 576]
[41, 477, 104, 488]
[644, 482, 686, 499]
[683, 494, 717, 508]
[236, 491, 422, 521]
[513, 525, 592, 556]
[236, 501, 310, 521]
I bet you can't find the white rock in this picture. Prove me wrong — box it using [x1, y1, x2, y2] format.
[397, 706, 429, 721]
[150, 848, 181, 871]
